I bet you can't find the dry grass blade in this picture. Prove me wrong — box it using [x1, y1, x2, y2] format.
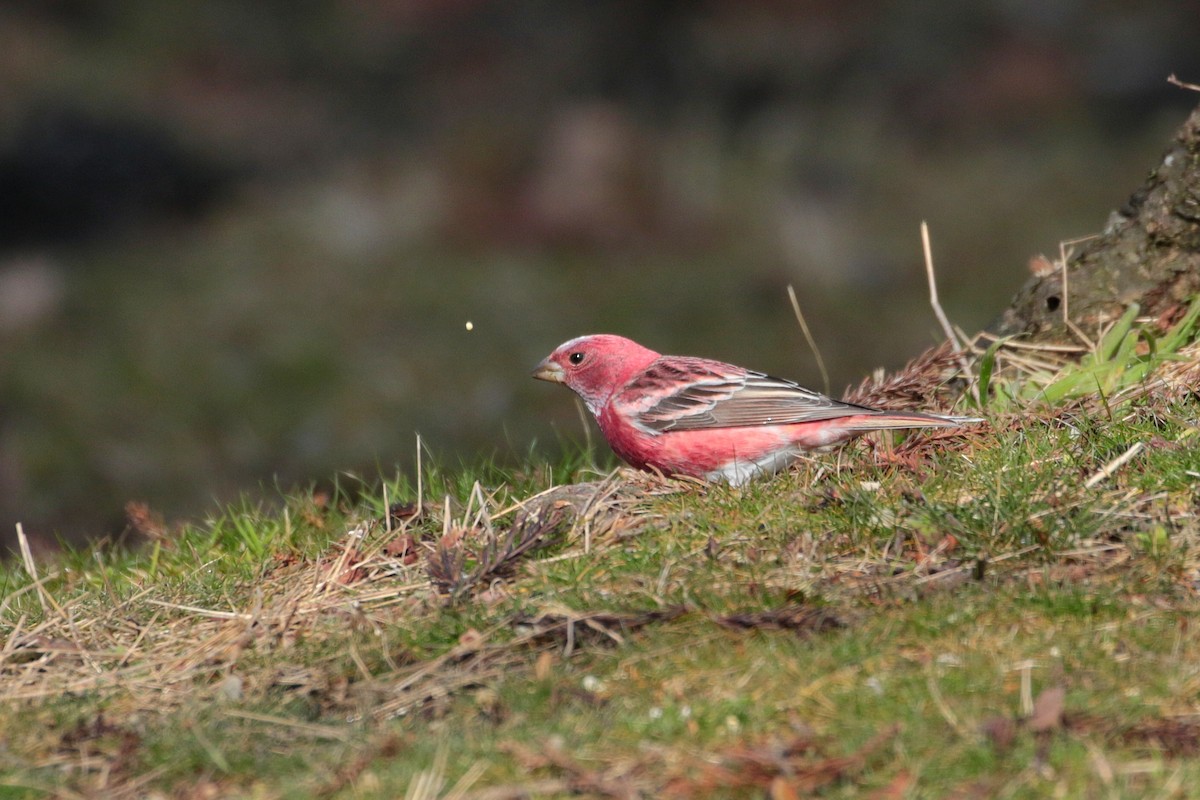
[222, 709, 352, 741]
[921, 221, 965, 354]
[16, 523, 56, 617]
[788, 283, 830, 396]
[144, 600, 255, 620]
[1084, 441, 1146, 489]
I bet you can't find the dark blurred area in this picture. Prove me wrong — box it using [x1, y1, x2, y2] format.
[0, 109, 229, 247]
[2, 1, 1199, 548]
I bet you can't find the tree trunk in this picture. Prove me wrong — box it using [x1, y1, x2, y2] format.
[995, 102, 1200, 337]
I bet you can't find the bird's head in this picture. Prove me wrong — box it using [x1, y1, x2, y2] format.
[532, 334, 661, 411]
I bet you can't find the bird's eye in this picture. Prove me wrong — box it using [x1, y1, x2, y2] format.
[568, 352, 585, 365]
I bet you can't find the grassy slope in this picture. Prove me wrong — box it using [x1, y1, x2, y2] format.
[1, 309, 1198, 799]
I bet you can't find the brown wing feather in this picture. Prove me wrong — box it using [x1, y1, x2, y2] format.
[631, 358, 882, 432]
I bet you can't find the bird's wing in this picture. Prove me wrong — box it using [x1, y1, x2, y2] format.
[622, 357, 880, 432]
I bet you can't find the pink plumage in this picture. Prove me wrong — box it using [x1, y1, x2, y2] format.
[533, 334, 979, 485]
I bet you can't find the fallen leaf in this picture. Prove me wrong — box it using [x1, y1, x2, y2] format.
[383, 532, 419, 564]
[387, 502, 423, 525]
[1028, 685, 1066, 733]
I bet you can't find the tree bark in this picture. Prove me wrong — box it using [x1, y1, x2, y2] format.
[995, 102, 1200, 337]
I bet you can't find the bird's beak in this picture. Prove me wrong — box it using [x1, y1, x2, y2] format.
[532, 358, 564, 383]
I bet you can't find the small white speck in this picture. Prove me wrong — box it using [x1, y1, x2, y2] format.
[218, 674, 243, 702]
[648, 707, 663, 720]
[679, 705, 692, 719]
[582, 675, 604, 693]
[724, 715, 741, 733]
[465, 321, 474, 331]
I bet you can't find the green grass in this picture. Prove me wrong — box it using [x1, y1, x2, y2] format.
[2, 312, 1199, 798]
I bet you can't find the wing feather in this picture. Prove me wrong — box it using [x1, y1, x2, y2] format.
[624, 357, 881, 432]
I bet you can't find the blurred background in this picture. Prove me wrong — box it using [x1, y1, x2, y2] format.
[2, 1, 1199, 547]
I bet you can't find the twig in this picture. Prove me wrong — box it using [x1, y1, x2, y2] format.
[927, 666, 973, 739]
[1168, 73, 1200, 92]
[1017, 660, 1035, 717]
[787, 284, 830, 396]
[920, 222, 974, 383]
[493, 483, 576, 519]
[1084, 441, 1146, 489]
[921, 222, 963, 352]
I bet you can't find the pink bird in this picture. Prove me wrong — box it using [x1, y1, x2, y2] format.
[533, 334, 980, 485]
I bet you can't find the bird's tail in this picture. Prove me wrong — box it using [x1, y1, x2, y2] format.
[841, 412, 983, 432]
